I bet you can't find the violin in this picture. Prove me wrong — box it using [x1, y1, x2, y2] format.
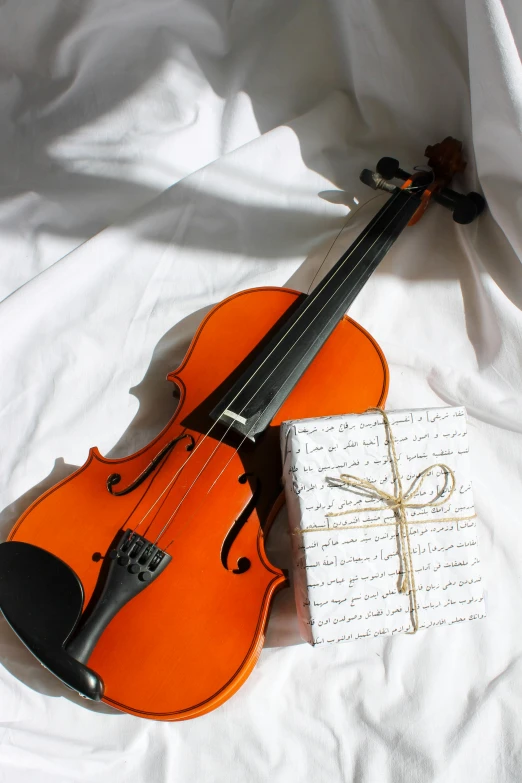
[0, 138, 484, 720]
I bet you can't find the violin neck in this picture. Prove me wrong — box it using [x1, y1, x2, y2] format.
[211, 187, 422, 440]
[304, 187, 418, 318]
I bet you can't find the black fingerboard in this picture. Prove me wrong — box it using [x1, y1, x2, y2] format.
[210, 188, 421, 439]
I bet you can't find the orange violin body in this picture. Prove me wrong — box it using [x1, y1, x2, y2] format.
[8, 286, 388, 719]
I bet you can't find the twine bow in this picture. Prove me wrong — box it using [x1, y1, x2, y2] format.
[297, 408, 477, 633]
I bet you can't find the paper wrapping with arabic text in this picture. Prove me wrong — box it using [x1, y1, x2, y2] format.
[281, 407, 486, 646]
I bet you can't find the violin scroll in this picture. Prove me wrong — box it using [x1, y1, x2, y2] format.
[362, 136, 486, 225]
[424, 136, 467, 184]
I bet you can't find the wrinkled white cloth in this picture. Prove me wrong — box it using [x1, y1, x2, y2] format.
[0, 1, 521, 781]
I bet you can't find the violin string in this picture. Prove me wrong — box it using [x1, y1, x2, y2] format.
[153, 190, 419, 548]
[162, 410, 267, 550]
[154, 189, 421, 546]
[125, 429, 199, 533]
[213, 184, 425, 425]
[128, 189, 401, 537]
[198, 194, 405, 420]
[305, 193, 385, 295]
[145, 188, 421, 547]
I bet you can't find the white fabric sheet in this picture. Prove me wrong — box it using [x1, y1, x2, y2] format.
[1, 1, 521, 781]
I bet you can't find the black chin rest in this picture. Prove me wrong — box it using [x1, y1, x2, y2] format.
[0, 542, 104, 701]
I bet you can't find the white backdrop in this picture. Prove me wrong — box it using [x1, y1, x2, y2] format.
[1, 1, 521, 781]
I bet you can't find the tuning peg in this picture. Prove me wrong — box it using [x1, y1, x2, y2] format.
[433, 188, 486, 224]
[466, 192, 486, 216]
[452, 192, 486, 224]
[376, 157, 410, 181]
[359, 168, 397, 193]
[362, 156, 487, 223]
[452, 197, 478, 225]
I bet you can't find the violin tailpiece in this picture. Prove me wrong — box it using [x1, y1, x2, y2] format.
[0, 530, 171, 701]
[66, 530, 171, 664]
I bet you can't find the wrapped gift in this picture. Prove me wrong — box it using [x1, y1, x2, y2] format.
[280, 407, 486, 646]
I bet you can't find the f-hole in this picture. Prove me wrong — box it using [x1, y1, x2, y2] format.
[106, 433, 195, 496]
[220, 473, 261, 574]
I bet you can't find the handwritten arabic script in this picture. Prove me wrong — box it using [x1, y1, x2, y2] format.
[281, 407, 486, 645]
